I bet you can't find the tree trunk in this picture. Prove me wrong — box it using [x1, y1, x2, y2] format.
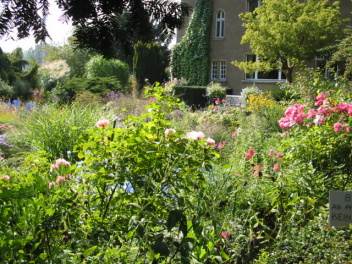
[285, 67, 293, 84]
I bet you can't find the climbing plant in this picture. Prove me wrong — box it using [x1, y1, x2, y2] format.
[171, 0, 212, 86]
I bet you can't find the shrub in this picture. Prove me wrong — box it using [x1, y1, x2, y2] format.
[0, 79, 13, 98]
[240, 85, 262, 106]
[13, 104, 106, 162]
[85, 55, 130, 89]
[53, 77, 123, 103]
[133, 42, 164, 91]
[172, 85, 207, 108]
[206, 82, 228, 101]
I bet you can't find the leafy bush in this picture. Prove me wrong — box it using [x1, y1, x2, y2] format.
[12, 104, 106, 162]
[240, 85, 262, 105]
[172, 85, 207, 108]
[53, 77, 122, 103]
[0, 79, 13, 98]
[206, 81, 228, 101]
[85, 55, 130, 89]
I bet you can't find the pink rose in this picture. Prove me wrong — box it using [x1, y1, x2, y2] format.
[0, 175, 10, 182]
[56, 176, 66, 184]
[273, 163, 280, 171]
[186, 131, 205, 140]
[276, 153, 284, 158]
[221, 231, 228, 239]
[268, 151, 277, 157]
[96, 119, 109, 128]
[206, 138, 216, 146]
[245, 148, 256, 160]
[164, 128, 176, 137]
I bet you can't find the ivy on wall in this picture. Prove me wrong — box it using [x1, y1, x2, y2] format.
[170, 0, 213, 86]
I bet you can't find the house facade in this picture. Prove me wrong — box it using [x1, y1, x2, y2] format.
[176, 0, 352, 95]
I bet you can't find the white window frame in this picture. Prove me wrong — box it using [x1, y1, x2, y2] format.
[211, 60, 226, 81]
[244, 54, 285, 81]
[248, 0, 261, 12]
[215, 10, 225, 39]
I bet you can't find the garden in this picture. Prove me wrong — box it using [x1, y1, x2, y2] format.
[1, 66, 352, 263]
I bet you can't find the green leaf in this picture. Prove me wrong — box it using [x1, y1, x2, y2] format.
[83, 246, 98, 258]
[151, 241, 170, 257]
[166, 209, 185, 231]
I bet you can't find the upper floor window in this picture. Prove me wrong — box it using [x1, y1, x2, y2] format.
[248, 0, 261, 12]
[215, 11, 225, 38]
[245, 54, 285, 81]
[211, 60, 226, 81]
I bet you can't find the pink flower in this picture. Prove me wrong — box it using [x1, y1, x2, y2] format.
[215, 98, 221, 105]
[55, 158, 70, 166]
[276, 153, 284, 158]
[206, 138, 216, 146]
[313, 115, 325, 125]
[221, 231, 228, 239]
[0, 175, 10, 182]
[334, 122, 350, 133]
[164, 128, 176, 137]
[56, 176, 66, 184]
[51, 158, 70, 172]
[273, 163, 280, 171]
[307, 109, 317, 119]
[50, 164, 59, 171]
[279, 104, 308, 130]
[96, 119, 109, 128]
[216, 141, 226, 150]
[212, 105, 218, 110]
[245, 148, 256, 160]
[186, 131, 205, 140]
[268, 151, 277, 157]
[253, 164, 263, 177]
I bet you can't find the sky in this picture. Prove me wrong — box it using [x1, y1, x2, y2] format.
[0, 0, 73, 53]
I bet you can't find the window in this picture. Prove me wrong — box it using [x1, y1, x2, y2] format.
[211, 60, 226, 80]
[215, 11, 225, 38]
[315, 56, 344, 79]
[245, 55, 285, 81]
[248, 0, 261, 12]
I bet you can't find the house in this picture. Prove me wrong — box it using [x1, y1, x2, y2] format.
[176, 0, 352, 95]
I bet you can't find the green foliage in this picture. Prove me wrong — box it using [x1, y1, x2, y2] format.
[171, 0, 213, 86]
[240, 85, 262, 103]
[260, 214, 352, 263]
[233, 0, 346, 83]
[54, 77, 123, 103]
[13, 104, 105, 162]
[85, 55, 130, 88]
[172, 85, 208, 107]
[43, 39, 93, 78]
[1, 81, 352, 263]
[0, 79, 13, 99]
[206, 82, 228, 101]
[133, 42, 164, 91]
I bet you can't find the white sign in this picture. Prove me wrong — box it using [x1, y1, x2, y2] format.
[329, 190, 352, 228]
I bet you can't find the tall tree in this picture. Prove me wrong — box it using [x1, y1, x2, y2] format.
[0, 0, 189, 58]
[232, 0, 346, 83]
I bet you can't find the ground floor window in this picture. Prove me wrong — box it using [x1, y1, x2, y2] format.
[245, 54, 285, 81]
[315, 56, 345, 79]
[211, 60, 226, 81]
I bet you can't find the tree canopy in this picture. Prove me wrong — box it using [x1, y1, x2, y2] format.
[0, 0, 189, 58]
[232, 0, 347, 83]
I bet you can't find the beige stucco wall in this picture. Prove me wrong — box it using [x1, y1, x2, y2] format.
[177, 0, 352, 95]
